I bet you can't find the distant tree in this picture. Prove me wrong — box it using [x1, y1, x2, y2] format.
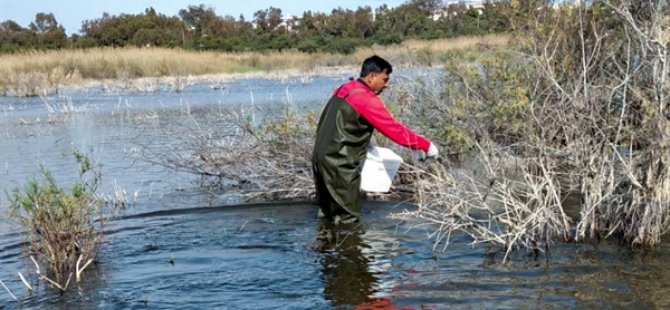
[254, 6, 284, 36]
[297, 11, 328, 38]
[352, 7, 374, 40]
[132, 28, 164, 47]
[81, 8, 183, 48]
[29, 13, 66, 48]
[204, 15, 239, 38]
[372, 4, 401, 41]
[267, 7, 283, 32]
[0, 20, 37, 50]
[179, 4, 217, 40]
[326, 8, 352, 37]
[1, 20, 23, 32]
[41, 27, 67, 48]
[482, 1, 511, 32]
[0, 0, 513, 54]
[394, 0, 440, 37]
[29, 13, 58, 34]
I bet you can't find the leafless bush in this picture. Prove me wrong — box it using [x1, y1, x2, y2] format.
[529, 1, 670, 246]
[395, 142, 573, 261]
[395, 1, 670, 258]
[141, 103, 317, 202]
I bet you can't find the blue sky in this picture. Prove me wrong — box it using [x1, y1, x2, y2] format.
[0, 0, 407, 35]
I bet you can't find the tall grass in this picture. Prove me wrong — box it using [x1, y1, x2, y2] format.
[0, 35, 508, 96]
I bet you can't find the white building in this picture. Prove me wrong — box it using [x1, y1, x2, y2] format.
[433, 0, 490, 20]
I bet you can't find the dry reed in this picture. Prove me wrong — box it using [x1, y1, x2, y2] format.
[0, 35, 509, 96]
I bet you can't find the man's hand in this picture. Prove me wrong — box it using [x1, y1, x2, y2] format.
[426, 142, 439, 158]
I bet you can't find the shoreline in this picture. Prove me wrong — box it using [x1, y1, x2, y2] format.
[59, 64, 440, 95]
[58, 65, 360, 95]
[0, 35, 509, 97]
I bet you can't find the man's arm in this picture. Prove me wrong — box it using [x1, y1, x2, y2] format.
[349, 93, 431, 151]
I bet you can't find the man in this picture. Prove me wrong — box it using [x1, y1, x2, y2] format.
[312, 55, 439, 224]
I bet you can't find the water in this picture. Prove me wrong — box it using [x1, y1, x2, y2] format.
[1, 70, 670, 309]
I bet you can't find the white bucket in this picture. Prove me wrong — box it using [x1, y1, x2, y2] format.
[360, 147, 404, 193]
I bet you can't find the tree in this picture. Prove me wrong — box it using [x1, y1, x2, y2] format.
[0, 20, 37, 50]
[80, 9, 184, 48]
[352, 7, 374, 40]
[179, 4, 217, 40]
[267, 7, 283, 32]
[254, 6, 284, 35]
[29, 13, 58, 34]
[29, 13, 67, 48]
[253, 9, 268, 32]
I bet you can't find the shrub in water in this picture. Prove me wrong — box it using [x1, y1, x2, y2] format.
[7, 151, 117, 291]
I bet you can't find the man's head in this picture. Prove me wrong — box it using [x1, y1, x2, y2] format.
[360, 55, 392, 95]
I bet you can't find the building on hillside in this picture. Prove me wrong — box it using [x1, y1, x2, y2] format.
[433, 0, 490, 20]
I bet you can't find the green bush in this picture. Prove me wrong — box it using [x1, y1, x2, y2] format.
[326, 37, 361, 55]
[372, 33, 403, 46]
[296, 38, 320, 53]
[7, 151, 121, 290]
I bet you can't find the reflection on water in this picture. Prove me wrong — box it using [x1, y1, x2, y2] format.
[314, 222, 377, 307]
[314, 220, 410, 309]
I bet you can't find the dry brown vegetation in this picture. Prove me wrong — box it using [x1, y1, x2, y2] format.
[139, 105, 318, 202]
[135, 2, 670, 262]
[0, 34, 508, 97]
[394, 1, 670, 260]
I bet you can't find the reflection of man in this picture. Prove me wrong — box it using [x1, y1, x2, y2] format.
[314, 222, 375, 306]
[312, 55, 439, 224]
[314, 221, 401, 309]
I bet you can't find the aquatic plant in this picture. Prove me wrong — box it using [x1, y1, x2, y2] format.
[6, 151, 126, 292]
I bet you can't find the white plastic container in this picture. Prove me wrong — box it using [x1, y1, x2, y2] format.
[360, 147, 404, 193]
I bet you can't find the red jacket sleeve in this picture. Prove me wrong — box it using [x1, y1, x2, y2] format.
[345, 87, 431, 152]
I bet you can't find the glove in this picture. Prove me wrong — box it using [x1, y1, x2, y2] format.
[426, 142, 439, 158]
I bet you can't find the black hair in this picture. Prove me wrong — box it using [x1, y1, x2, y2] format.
[359, 55, 393, 77]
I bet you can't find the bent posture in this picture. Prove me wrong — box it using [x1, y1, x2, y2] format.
[312, 55, 439, 223]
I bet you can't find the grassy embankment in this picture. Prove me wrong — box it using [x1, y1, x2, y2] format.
[0, 34, 508, 96]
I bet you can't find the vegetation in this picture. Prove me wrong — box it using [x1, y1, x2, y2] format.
[6, 151, 125, 291]
[4, 0, 669, 271]
[396, 0, 670, 259]
[140, 100, 317, 202]
[0, 34, 507, 96]
[0, 1, 509, 53]
[145, 0, 670, 261]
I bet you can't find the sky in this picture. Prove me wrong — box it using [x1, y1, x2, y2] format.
[0, 0, 408, 35]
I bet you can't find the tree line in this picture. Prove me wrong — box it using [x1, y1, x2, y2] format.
[0, 0, 511, 54]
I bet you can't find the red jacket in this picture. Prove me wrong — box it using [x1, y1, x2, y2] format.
[335, 79, 431, 152]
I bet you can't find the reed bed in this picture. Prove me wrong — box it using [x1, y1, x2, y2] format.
[0, 34, 508, 96]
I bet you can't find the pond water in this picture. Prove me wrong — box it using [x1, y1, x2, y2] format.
[1, 69, 670, 309]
